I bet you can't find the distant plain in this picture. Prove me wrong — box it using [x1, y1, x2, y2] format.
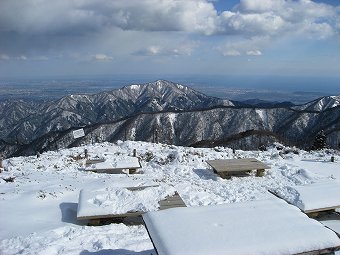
[1, 75, 339, 104]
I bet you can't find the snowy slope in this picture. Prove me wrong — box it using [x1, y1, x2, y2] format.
[0, 141, 339, 254]
[294, 95, 340, 111]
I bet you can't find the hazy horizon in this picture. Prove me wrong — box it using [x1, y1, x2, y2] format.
[1, 74, 338, 104]
[1, 0, 340, 92]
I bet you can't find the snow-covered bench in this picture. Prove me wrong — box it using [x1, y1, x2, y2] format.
[84, 156, 141, 174]
[77, 185, 186, 225]
[206, 158, 270, 178]
[270, 180, 340, 237]
[270, 180, 340, 214]
[143, 198, 340, 255]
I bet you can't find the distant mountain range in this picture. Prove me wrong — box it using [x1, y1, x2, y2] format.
[0, 80, 339, 157]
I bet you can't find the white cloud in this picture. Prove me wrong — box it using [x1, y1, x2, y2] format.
[222, 49, 241, 56]
[236, 0, 285, 13]
[17, 55, 27, 60]
[1, 0, 336, 37]
[133, 41, 197, 57]
[218, 36, 268, 57]
[246, 50, 262, 56]
[0, 0, 338, 59]
[92, 54, 113, 61]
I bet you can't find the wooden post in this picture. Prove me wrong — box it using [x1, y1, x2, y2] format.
[331, 156, 335, 162]
[256, 169, 265, 177]
[133, 149, 136, 157]
[129, 169, 136, 174]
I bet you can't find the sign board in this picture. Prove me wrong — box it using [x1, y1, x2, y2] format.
[73, 128, 85, 139]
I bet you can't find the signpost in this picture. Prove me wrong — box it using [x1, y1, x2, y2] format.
[73, 128, 85, 139]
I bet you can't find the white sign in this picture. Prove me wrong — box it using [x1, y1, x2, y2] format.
[73, 128, 85, 139]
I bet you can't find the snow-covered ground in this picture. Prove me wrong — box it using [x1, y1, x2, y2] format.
[0, 141, 339, 255]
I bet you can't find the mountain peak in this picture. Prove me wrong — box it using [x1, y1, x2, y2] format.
[296, 95, 340, 111]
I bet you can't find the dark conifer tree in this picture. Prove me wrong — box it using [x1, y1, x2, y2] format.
[312, 130, 327, 150]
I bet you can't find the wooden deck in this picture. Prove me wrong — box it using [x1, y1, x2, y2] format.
[206, 158, 270, 178]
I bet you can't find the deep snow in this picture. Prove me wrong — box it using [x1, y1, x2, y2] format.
[0, 141, 339, 254]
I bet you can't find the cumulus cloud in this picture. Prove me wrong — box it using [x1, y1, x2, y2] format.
[0, 0, 218, 35]
[0, 0, 338, 58]
[246, 50, 262, 56]
[218, 36, 268, 57]
[1, 0, 337, 37]
[133, 42, 197, 57]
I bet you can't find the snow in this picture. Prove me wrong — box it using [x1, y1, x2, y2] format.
[143, 197, 340, 255]
[167, 113, 177, 134]
[273, 180, 340, 212]
[255, 109, 268, 125]
[130, 84, 140, 90]
[0, 141, 339, 254]
[77, 185, 175, 218]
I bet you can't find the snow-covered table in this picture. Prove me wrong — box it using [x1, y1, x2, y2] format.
[143, 198, 340, 255]
[272, 181, 340, 214]
[84, 156, 141, 174]
[206, 158, 270, 178]
[77, 185, 186, 223]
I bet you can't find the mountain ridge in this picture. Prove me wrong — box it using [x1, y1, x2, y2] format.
[0, 80, 339, 157]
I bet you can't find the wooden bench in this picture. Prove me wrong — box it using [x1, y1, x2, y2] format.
[206, 158, 270, 179]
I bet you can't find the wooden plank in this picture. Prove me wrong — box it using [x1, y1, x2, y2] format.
[78, 211, 143, 220]
[86, 167, 140, 174]
[159, 192, 186, 211]
[305, 206, 340, 214]
[85, 158, 106, 165]
[294, 246, 340, 255]
[126, 185, 159, 191]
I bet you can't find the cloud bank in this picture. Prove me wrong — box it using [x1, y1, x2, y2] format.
[0, 0, 339, 62]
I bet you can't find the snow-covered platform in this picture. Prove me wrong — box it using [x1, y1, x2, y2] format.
[84, 156, 141, 174]
[272, 181, 340, 214]
[317, 212, 340, 237]
[77, 185, 186, 222]
[206, 158, 270, 178]
[143, 198, 340, 255]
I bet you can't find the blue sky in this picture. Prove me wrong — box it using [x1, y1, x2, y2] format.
[0, 0, 339, 89]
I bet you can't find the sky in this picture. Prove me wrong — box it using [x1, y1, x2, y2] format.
[0, 0, 340, 87]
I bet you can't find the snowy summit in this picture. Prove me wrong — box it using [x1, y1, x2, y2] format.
[0, 140, 339, 254]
